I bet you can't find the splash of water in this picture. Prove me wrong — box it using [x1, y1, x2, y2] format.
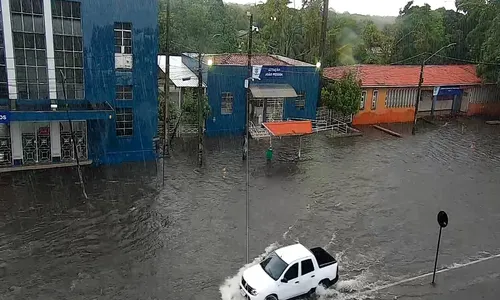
[316, 271, 375, 300]
[219, 242, 280, 300]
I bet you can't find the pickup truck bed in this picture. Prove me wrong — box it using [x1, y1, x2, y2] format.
[310, 247, 337, 268]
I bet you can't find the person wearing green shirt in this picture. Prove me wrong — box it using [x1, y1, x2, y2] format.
[266, 146, 273, 162]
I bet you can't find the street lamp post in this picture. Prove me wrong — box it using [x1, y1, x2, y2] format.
[412, 43, 456, 135]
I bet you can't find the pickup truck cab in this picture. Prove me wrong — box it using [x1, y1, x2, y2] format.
[240, 243, 338, 300]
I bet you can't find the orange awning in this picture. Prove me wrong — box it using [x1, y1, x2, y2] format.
[262, 121, 313, 137]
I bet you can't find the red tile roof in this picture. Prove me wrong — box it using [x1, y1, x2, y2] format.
[212, 54, 290, 66]
[323, 64, 483, 87]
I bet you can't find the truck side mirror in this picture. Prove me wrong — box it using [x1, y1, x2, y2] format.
[281, 278, 288, 283]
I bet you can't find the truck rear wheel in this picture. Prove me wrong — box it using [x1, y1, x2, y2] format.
[265, 295, 278, 300]
[318, 279, 331, 289]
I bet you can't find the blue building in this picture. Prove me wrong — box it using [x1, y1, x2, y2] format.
[0, 0, 158, 171]
[181, 53, 320, 136]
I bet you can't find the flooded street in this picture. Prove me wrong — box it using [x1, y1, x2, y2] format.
[1, 119, 500, 300]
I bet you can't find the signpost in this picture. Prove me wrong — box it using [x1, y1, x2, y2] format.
[432, 210, 448, 284]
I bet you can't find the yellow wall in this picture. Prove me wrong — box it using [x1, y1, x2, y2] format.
[353, 87, 416, 125]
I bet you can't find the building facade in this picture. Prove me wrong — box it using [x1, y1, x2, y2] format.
[181, 53, 320, 136]
[0, 0, 158, 170]
[324, 65, 500, 125]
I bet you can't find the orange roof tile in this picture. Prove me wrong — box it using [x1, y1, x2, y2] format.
[323, 64, 482, 87]
[263, 121, 313, 137]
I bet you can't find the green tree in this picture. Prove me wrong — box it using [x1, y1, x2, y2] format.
[321, 72, 362, 117]
[390, 2, 448, 64]
[159, 0, 238, 54]
[181, 89, 211, 125]
[457, 0, 500, 84]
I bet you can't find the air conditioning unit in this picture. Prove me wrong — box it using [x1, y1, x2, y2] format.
[115, 53, 133, 70]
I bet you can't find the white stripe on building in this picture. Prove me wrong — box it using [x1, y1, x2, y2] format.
[1, 0, 17, 102]
[43, 0, 57, 100]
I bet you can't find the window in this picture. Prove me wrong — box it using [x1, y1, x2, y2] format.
[221, 92, 233, 115]
[114, 22, 132, 54]
[295, 93, 305, 110]
[11, 0, 48, 99]
[52, 1, 84, 99]
[283, 263, 298, 281]
[260, 252, 288, 281]
[360, 91, 366, 110]
[116, 108, 133, 136]
[371, 90, 378, 110]
[301, 259, 314, 276]
[116, 85, 133, 100]
[0, 8, 9, 99]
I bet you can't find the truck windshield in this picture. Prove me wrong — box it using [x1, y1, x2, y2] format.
[260, 252, 288, 281]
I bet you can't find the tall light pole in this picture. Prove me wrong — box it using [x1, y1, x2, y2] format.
[162, 0, 170, 185]
[244, 11, 253, 265]
[412, 43, 456, 135]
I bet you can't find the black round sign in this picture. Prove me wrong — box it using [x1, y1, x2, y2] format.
[437, 211, 448, 228]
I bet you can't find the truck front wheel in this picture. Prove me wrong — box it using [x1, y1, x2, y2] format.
[265, 294, 278, 300]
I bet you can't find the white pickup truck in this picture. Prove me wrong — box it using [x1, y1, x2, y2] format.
[240, 243, 338, 300]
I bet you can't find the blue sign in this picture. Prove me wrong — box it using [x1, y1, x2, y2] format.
[0, 111, 9, 124]
[435, 86, 463, 97]
[252, 66, 287, 79]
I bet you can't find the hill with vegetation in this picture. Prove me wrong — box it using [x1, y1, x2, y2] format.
[159, 0, 500, 84]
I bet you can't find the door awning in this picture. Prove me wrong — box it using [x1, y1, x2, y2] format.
[262, 120, 313, 137]
[249, 84, 298, 98]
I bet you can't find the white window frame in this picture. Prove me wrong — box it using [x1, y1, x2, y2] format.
[221, 92, 233, 115]
[115, 108, 133, 136]
[295, 93, 306, 110]
[360, 91, 366, 110]
[371, 90, 378, 110]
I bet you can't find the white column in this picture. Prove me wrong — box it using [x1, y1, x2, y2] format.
[10, 122, 22, 161]
[43, 0, 57, 100]
[1, 0, 18, 103]
[50, 121, 61, 158]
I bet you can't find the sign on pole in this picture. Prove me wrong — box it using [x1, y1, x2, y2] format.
[432, 210, 448, 284]
[0, 111, 10, 124]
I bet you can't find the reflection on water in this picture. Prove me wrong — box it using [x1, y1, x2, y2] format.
[1, 118, 500, 299]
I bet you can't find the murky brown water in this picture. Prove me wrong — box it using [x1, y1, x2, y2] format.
[1, 118, 500, 300]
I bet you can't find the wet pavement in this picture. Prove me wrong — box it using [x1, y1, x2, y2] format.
[1, 118, 500, 300]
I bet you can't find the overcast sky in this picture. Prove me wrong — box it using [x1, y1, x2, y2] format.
[224, 0, 457, 16]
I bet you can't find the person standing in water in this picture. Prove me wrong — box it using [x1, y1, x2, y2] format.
[266, 146, 273, 164]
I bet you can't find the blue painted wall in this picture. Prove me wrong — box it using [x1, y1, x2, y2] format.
[82, 0, 159, 164]
[205, 65, 320, 136]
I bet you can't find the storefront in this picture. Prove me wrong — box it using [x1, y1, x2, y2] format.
[0, 104, 113, 171]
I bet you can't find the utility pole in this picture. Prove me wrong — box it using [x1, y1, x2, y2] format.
[162, 0, 170, 186]
[412, 43, 455, 135]
[412, 63, 425, 135]
[197, 52, 203, 166]
[243, 12, 253, 162]
[244, 11, 253, 265]
[319, 0, 329, 70]
[60, 70, 87, 199]
[317, 0, 329, 106]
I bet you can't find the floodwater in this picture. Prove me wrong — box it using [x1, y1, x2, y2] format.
[1, 118, 500, 300]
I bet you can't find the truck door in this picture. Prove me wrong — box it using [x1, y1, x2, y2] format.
[279, 263, 301, 299]
[299, 259, 315, 293]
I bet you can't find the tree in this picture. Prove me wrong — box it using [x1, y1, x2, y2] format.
[321, 72, 362, 117]
[390, 2, 448, 64]
[181, 89, 211, 125]
[457, 0, 500, 84]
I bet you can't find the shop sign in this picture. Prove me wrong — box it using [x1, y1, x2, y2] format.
[0, 111, 9, 124]
[252, 66, 286, 80]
